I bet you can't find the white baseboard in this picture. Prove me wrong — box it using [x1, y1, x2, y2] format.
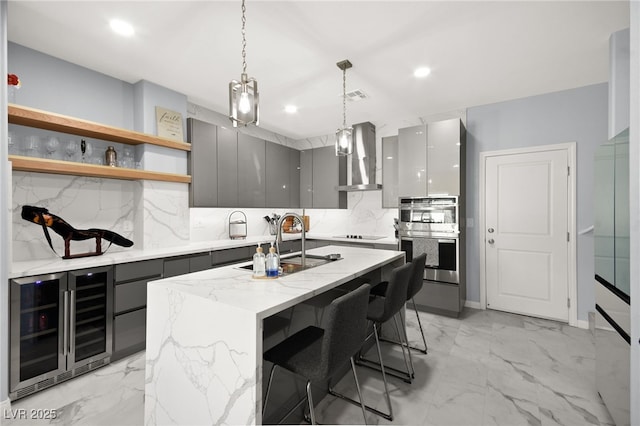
[575, 319, 589, 330]
[1, 397, 11, 411]
[464, 300, 483, 310]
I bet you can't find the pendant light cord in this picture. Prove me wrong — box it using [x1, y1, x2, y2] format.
[342, 68, 347, 127]
[241, 0, 247, 75]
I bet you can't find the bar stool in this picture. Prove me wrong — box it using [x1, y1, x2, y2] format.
[262, 283, 371, 425]
[372, 253, 429, 355]
[330, 262, 413, 421]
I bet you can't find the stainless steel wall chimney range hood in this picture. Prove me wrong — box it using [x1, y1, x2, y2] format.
[337, 121, 383, 191]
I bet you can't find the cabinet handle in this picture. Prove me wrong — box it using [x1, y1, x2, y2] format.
[69, 290, 76, 355]
[63, 291, 69, 357]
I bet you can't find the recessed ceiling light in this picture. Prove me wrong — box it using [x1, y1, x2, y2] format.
[110, 19, 134, 37]
[284, 105, 298, 114]
[414, 67, 431, 78]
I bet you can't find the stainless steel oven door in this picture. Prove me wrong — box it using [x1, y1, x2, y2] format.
[399, 236, 459, 284]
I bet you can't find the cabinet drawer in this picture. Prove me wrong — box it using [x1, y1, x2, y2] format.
[114, 309, 146, 354]
[115, 259, 163, 282]
[115, 279, 147, 313]
[164, 257, 190, 278]
[211, 247, 251, 266]
[414, 281, 460, 312]
[189, 253, 212, 272]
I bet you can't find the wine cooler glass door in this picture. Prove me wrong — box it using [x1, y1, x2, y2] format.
[68, 266, 113, 369]
[10, 273, 67, 394]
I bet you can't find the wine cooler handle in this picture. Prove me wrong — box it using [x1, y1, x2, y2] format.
[69, 290, 76, 356]
[63, 291, 69, 357]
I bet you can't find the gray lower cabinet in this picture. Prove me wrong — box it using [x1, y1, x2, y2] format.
[238, 133, 266, 207]
[211, 246, 252, 266]
[217, 126, 239, 207]
[187, 118, 218, 207]
[311, 145, 347, 209]
[164, 252, 212, 277]
[112, 259, 163, 361]
[413, 281, 462, 317]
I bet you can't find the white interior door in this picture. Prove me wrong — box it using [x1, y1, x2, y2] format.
[485, 148, 569, 322]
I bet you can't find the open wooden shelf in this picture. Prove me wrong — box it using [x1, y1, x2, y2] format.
[8, 104, 191, 152]
[10, 156, 192, 184]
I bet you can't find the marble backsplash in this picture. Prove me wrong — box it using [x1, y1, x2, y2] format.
[12, 172, 189, 262]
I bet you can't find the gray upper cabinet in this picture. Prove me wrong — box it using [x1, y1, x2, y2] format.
[300, 149, 313, 208]
[187, 118, 218, 207]
[427, 119, 464, 196]
[382, 135, 399, 208]
[217, 126, 239, 207]
[266, 142, 291, 208]
[237, 133, 266, 207]
[312, 145, 347, 209]
[398, 124, 427, 197]
[396, 119, 465, 197]
[289, 147, 300, 208]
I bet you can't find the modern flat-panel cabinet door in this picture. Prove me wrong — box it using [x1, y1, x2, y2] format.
[187, 118, 218, 207]
[238, 133, 266, 207]
[217, 126, 239, 207]
[289, 146, 301, 208]
[427, 118, 462, 196]
[398, 124, 427, 197]
[300, 149, 313, 208]
[382, 135, 399, 208]
[266, 142, 290, 207]
[312, 145, 347, 208]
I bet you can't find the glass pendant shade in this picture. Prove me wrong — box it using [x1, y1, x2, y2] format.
[336, 127, 353, 156]
[229, 73, 259, 127]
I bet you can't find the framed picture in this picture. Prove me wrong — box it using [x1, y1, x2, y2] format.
[155, 106, 184, 142]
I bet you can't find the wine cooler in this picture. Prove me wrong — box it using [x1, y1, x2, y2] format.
[10, 266, 113, 400]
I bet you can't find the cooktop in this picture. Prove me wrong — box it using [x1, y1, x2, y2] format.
[333, 235, 387, 240]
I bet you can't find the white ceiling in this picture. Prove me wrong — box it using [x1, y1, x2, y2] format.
[7, 1, 629, 140]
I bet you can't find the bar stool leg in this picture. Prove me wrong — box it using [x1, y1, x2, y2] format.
[263, 364, 277, 416]
[411, 298, 428, 354]
[306, 381, 317, 425]
[392, 314, 414, 381]
[350, 356, 368, 425]
[373, 323, 393, 420]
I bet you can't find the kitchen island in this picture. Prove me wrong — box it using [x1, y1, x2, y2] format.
[144, 245, 404, 425]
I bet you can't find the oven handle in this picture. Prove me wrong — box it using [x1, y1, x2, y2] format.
[400, 236, 457, 243]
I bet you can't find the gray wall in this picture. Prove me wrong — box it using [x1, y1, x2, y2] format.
[465, 83, 608, 322]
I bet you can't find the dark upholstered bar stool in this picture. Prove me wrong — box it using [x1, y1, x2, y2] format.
[330, 262, 413, 421]
[262, 284, 371, 425]
[372, 253, 429, 355]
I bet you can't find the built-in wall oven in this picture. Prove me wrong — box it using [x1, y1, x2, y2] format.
[10, 266, 113, 400]
[398, 196, 465, 316]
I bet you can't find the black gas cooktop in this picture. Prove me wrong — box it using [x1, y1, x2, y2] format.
[333, 235, 387, 240]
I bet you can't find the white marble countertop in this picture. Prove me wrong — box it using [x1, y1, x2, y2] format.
[147, 245, 404, 319]
[10, 233, 397, 279]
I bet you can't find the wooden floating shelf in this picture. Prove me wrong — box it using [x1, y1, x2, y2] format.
[9, 156, 192, 184]
[8, 104, 191, 152]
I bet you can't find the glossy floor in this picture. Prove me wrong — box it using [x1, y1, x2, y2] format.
[4, 308, 613, 425]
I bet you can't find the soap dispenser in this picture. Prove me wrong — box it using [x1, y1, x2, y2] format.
[265, 243, 279, 277]
[252, 245, 266, 278]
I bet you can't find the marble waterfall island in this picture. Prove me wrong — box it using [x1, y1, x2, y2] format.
[144, 245, 405, 425]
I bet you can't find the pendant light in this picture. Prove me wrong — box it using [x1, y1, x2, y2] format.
[335, 59, 353, 156]
[229, 0, 259, 127]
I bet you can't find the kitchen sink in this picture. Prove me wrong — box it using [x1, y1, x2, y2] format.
[237, 253, 341, 276]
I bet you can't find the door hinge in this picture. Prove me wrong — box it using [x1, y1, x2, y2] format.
[567, 166, 570, 176]
[567, 298, 571, 308]
[567, 232, 570, 242]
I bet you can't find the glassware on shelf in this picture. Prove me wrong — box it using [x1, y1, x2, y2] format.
[8, 130, 18, 155]
[121, 146, 134, 168]
[45, 136, 60, 159]
[25, 135, 40, 157]
[65, 139, 79, 162]
[80, 139, 92, 163]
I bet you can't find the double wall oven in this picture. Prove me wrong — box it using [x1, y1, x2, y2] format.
[398, 196, 465, 316]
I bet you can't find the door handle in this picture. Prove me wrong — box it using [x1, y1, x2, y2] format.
[488, 238, 495, 244]
[69, 290, 76, 356]
[63, 291, 69, 357]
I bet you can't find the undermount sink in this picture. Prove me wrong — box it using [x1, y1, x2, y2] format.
[237, 254, 341, 276]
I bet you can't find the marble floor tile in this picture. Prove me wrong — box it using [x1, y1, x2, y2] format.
[3, 308, 614, 426]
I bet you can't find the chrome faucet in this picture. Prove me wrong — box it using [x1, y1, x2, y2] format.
[276, 212, 306, 268]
